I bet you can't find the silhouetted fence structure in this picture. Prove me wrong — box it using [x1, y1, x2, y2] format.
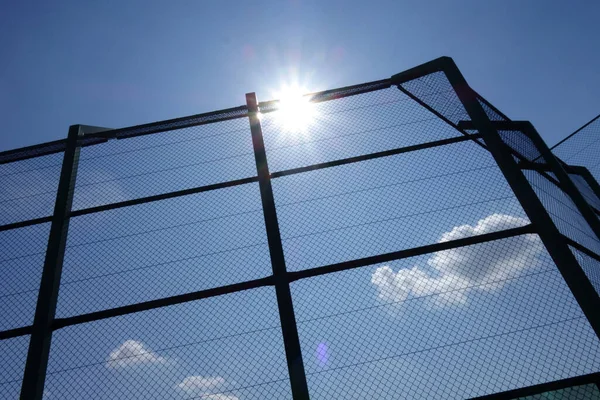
[1, 57, 600, 400]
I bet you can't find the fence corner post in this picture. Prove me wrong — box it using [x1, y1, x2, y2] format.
[440, 59, 600, 340]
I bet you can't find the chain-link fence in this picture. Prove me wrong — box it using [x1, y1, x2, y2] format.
[549, 113, 600, 299]
[552, 115, 600, 182]
[1, 56, 600, 400]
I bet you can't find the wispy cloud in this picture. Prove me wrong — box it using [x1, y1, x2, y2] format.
[177, 376, 226, 393]
[105, 340, 168, 369]
[371, 214, 543, 308]
[198, 395, 239, 400]
[176, 376, 238, 400]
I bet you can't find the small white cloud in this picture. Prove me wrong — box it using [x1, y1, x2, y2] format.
[371, 265, 469, 307]
[177, 376, 226, 393]
[372, 214, 543, 308]
[176, 376, 238, 400]
[106, 340, 168, 369]
[371, 265, 429, 303]
[199, 395, 239, 400]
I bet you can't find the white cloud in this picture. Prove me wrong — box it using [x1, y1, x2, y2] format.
[197, 395, 239, 400]
[177, 376, 226, 393]
[371, 214, 543, 308]
[106, 340, 168, 369]
[176, 376, 238, 400]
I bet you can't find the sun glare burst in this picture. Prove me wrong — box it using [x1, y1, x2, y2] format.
[273, 85, 316, 134]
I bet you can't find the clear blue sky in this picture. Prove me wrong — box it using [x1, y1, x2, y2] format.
[1, 0, 600, 152]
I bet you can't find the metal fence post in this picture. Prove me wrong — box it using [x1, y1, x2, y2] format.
[21, 125, 82, 400]
[246, 93, 311, 400]
[439, 58, 600, 340]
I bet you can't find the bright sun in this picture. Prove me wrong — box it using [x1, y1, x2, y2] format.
[272, 85, 316, 133]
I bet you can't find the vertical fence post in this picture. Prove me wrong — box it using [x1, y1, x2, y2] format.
[520, 122, 600, 243]
[21, 125, 82, 400]
[439, 59, 600, 339]
[246, 93, 310, 400]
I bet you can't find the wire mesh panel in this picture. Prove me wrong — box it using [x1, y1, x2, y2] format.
[401, 75, 545, 167]
[57, 182, 271, 317]
[570, 172, 600, 212]
[291, 236, 600, 399]
[273, 139, 527, 272]
[0, 335, 31, 400]
[571, 247, 600, 296]
[525, 170, 600, 254]
[46, 288, 291, 399]
[261, 85, 465, 172]
[399, 71, 470, 126]
[496, 129, 544, 163]
[73, 114, 254, 210]
[0, 152, 62, 225]
[553, 116, 600, 181]
[477, 98, 508, 122]
[0, 223, 50, 331]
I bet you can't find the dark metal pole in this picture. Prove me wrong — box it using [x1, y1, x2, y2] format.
[440, 59, 600, 339]
[521, 121, 600, 242]
[246, 93, 310, 400]
[21, 125, 83, 400]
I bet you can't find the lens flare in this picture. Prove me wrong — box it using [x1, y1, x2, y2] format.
[316, 342, 329, 366]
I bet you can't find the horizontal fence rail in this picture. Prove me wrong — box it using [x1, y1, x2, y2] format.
[1, 57, 599, 400]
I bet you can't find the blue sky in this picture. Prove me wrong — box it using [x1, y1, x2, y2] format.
[2, 2, 600, 400]
[1, 0, 600, 152]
